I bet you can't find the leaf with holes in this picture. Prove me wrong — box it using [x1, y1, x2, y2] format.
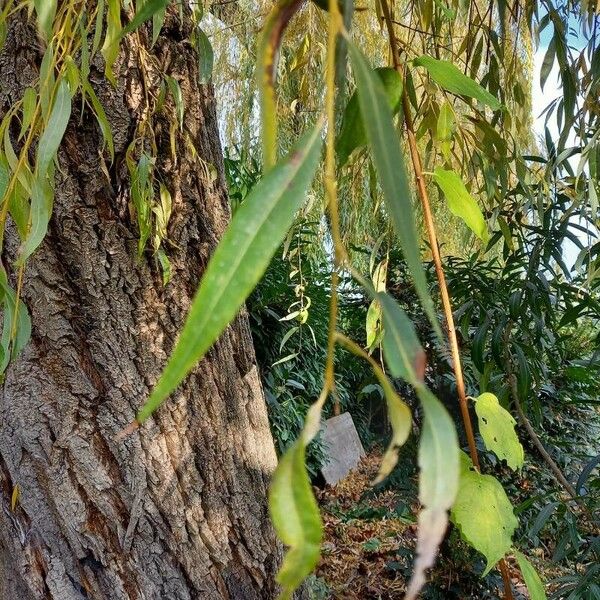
[475, 392, 524, 470]
[451, 452, 518, 575]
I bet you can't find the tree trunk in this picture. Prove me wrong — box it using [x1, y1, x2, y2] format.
[0, 8, 280, 600]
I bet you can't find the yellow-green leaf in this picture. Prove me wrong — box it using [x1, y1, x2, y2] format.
[475, 392, 524, 471]
[137, 124, 323, 422]
[450, 452, 518, 576]
[197, 28, 214, 85]
[19, 87, 37, 140]
[406, 386, 460, 599]
[413, 56, 502, 111]
[33, 0, 56, 39]
[514, 550, 547, 600]
[348, 43, 440, 338]
[269, 440, 322, 600]
[433, 167, 488, 242]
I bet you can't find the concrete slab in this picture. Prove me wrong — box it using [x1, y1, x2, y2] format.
[320, 412, 365, 485]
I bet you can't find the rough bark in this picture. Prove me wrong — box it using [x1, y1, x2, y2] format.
[0, 8, 280, 600]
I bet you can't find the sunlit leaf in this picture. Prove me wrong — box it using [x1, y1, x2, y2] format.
[406, 386, 459, 599]
[514, 550, 547, 600]
[475, 392, 524, 470]
[336, 67, 402, 166]
[19, 87, 37, 140]
[197, 28, 214, 85]
[433, 168, 488, 242]
[269, 440, 322, 600]
[33, 0, 56, 39]
[138, 124, 323, 422]
[413, 56, 502, 111]
[450, 452, 518, 575]
[348, 42, 440, 337]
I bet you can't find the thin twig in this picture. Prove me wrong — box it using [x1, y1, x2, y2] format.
[378, 0, 514, 596]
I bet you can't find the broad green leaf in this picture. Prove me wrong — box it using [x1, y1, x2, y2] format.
[137, 124, 323, 422]
[413, 56, 502, 111]
[514, 550, 547, 600]
[373, 373, 412, 484]
[379, 292, 425, 386]
[348, 43, 440, 337]
[450, 452, 518, 575]
[433, 168, 488, 242]
[34, 0, 56, 39]
[475, 392, 524, 470]
[197, 28, 214, 85]
[269, 440, 322, 600]
[336, 67, 402, 166]
[406, 386, 459, 600]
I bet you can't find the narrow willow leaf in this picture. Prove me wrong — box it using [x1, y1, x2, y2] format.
[373, 374, 412, 484]
[166, 76, 184, 130]
[197, 28, 214, 85]
[83, 82, 115, 161]
[336, 67, 403, 166]
[436, 101, 455, 161]
[379, 292, 425, 386]
[540, 36, 556, 91]
[450, 452, 518, 575]
[122, 0, 170, 37]
[137, 124, 322, 422]
[475, 392, 524, 470]
[413, 56, 502, 111]
[19, 87, 37, 140]
[406, 386, 459, 600]
[101, 0, 123, 84]
[433, 168, 488, 242]
[269, 440, 322, 600]
[365, 300, 382, 349]
[19, 176, 53, 264]
[37, 80, 72, 175]
[0, 268, 32, 373]
[348, 43, 440, 337]
[514, 550, 547, 600]
[33, 0, 57, 39]
[152, 6, 166, 45]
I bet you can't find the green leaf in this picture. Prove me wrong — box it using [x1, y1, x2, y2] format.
[0, 268, 32, 373]
[137, 124, 323, 422]
[101, 0, 122, 85]
[540, 36, 556, 91]
[433, 168, 488, 242]
[122, 0, 170, 37]
[34, 0, 57, 39]
[197, 28, 214, 85]
[348, 43, 440, 337]
[475, 392, 524, 471]
[19, 87, 37, 140]
[406, 386, 459, 599]
[269, 440, 322, 600]
[513, 550, 547, 600]
[37, 80, 72, 176]
[450, 452, 518, 575]
[336, 67, 403, 166]
[436, 101, 455, 161]
[379, 292, 425, 386]
[82, 82, 115, 161]
[166, 75, 184, 130]
[373, 374, 412, 484]
[413, 56, 502, 111]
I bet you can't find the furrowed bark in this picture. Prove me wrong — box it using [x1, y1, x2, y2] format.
[0, 8, 280, 600]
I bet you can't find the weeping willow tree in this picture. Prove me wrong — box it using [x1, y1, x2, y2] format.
[0, 0, 598, 599]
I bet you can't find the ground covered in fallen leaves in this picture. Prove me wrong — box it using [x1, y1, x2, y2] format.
[312, 452, 551, 599]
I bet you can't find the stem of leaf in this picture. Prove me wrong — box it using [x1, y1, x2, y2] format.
[378, 0, 514, 596]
